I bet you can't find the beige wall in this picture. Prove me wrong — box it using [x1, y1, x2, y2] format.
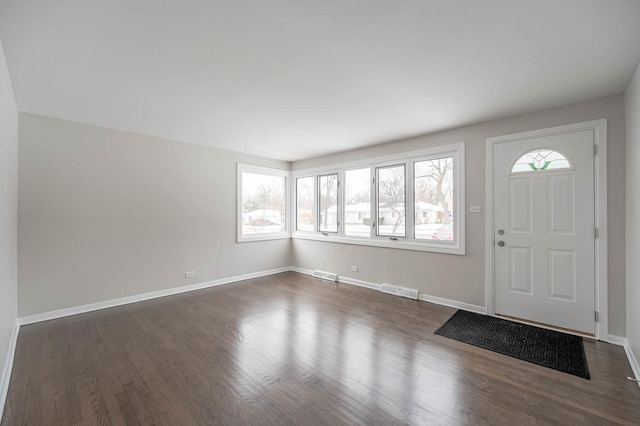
[626, 62, 640, 364]
[16, 94, 628, 337]
[18, 114, 291, 317]
[0, 38, 18, 406]
[292, 94, 627, 337]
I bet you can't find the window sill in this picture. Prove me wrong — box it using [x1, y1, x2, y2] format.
[291, 232, 465, 255]
[238, 233, 290, 243]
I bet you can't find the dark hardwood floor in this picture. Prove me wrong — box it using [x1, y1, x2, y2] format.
[2, 272, 640, 425]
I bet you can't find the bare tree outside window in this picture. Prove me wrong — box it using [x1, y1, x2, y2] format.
[296, 177, 314, 231]
[319, 174, 338, 233]
[377, 165, 405, 237]
[414, 157, 454, 240]
[241, 172, 286, 235]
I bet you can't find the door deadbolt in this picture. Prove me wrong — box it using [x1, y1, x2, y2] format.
[497, 229, 504, 235]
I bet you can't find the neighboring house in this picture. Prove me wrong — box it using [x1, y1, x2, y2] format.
[415, 201, 444, 224]
[327, 203, 372, 225]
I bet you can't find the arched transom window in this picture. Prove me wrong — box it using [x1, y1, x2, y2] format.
[511, 149, 572, 174]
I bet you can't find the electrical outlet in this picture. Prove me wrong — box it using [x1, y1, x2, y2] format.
[351, 266, 358, 272]
[185, 271, 195, 278]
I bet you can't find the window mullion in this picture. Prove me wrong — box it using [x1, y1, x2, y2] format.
[315, 175, 320, 233]
[374, 167, 380, 239]
[370, 167, 376, 239]
[338, 170, 344, 237]
[313, 176, 318, 233]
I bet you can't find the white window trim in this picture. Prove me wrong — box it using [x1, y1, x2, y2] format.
[317, 171, 341, 234]
[291, 143, 466, 255]
[374, 162, 407, 240]
[237, 164, 291, 242]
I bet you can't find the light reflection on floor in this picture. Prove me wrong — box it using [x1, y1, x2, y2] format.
[232, 297, 463, 421]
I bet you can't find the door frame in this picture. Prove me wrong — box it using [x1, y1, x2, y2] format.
[485, 119, 608, 340]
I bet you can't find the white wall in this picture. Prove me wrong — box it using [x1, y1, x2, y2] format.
[18, 114, 291, 317]
[0, 39, 18, 413]
[292, 94, 627, 337]
[626, 62, 640, 370]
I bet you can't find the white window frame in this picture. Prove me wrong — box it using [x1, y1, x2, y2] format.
[317, 172, 341, 234]
[237, 164, 290, 242]
[291, 142, 465, 255]
[295, 175, 317, 233]
[374, 162, 407, 240]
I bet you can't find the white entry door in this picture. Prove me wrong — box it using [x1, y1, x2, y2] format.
[493, 129, 595, 334]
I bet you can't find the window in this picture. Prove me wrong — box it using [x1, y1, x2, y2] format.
[344, 168, 371, 237]
[292, 142, 465, 254]
[237, 164, 289, 242]
[296, 177, 315, 231]
[376, 165, 405, 237]
[511, 149, 571, 173]
[414, 157, 454, 240]
[319, 174, 338, 233]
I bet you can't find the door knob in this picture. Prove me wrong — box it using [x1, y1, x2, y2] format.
[498, 241, 505, 247]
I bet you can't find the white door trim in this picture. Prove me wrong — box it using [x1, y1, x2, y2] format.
[485, 119, 608, 340]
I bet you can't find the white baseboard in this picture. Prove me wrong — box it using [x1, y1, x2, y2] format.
[18, 267, 291, 326]
[601, 335, 640, 389]
[289, 266, 313, 276]
[338, 275, 382, 291]
[418, 293, 487, 314]
[0, 319, 19, 420]
[291, 268, 487, 314]
[623, 339, 640, 388]
[607, 334, 626, 346]
[292, 267, 383, 291]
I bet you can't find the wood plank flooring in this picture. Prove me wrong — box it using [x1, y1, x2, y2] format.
[2, 271, 640, 425]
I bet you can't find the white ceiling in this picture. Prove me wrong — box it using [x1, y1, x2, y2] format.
[1, 1, 640, 161]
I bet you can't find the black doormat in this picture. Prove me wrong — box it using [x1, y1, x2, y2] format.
[435, 310, 590, 379]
